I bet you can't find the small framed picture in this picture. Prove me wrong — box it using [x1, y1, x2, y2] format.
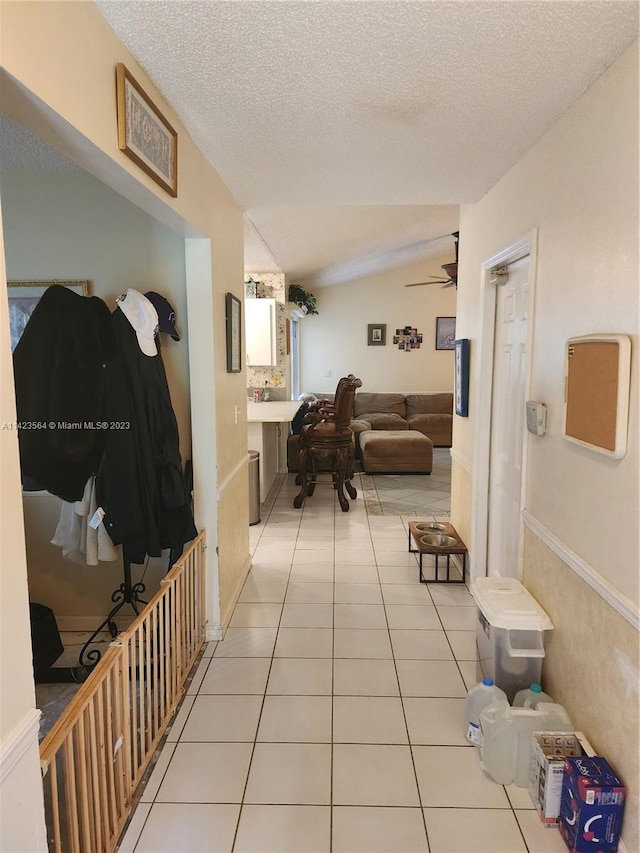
[436, 316, 456, 350]
[367, 324, 386, 346]
[225, 292, 242, 372]
[8, 280, 89, 351]
[455, 338, 470, 416]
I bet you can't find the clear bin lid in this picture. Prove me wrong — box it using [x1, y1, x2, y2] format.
[470, 577, 553, 631]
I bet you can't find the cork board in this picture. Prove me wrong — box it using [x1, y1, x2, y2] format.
[563, 335, 631, 459]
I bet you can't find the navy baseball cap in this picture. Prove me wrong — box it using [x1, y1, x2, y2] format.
[144, 291, 180, 341]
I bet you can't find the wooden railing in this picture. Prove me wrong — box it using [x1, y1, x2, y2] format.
[39, 533, 206, 852]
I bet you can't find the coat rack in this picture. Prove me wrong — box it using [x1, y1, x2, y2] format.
[78, 556, 147, 667]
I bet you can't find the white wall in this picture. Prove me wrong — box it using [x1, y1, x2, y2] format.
[455, 39, 639, 603]
[299, 256, 457, 394]
[452, 40, 639, 850]
[2, 169, 192, 624]
[2, 170, 191, 457]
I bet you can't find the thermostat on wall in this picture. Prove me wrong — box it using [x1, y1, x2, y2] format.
[526, 401, 547, 436]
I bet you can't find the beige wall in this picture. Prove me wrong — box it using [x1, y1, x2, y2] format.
[523, 529, 639, 848]
[452, 40, 639, 850]
[1, 0, 248, 625]
[0, 207, 47, 850]
[299, 256, 457, 394]
[0, 3, 247, 844]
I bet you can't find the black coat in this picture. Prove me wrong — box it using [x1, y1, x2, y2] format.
[96, 308, 197, 565]
[12, 285, 115, 502]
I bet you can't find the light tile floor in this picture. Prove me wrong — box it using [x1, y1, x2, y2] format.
[369, 448, 452, 516]
[120, 468, 567, 853]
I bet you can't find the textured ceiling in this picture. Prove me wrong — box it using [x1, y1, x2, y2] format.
[12, 2, 640, 285]
[245, 205, 461, 286]
[0, 114, 79, 172]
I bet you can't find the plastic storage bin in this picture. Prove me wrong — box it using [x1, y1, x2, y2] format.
[470, 577, 554, 702]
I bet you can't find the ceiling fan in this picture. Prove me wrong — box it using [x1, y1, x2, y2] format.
[405, 231, 459, 289]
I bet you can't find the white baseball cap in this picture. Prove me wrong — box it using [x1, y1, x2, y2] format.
[116, 289, 159, 356]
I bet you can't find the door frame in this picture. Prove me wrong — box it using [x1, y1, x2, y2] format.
[469, 228, 538, 582]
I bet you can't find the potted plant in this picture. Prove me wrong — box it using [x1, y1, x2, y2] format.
[288, 283, 318, 315]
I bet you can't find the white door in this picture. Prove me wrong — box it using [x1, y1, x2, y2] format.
[487, 256, 529, 577]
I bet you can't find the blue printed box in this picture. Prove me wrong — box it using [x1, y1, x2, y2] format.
[559, 757, 625, 853]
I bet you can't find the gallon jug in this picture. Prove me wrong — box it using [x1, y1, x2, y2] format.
[480, 701, 573, 787]
[513, 703, 572, 787]
[479, 698, 513, 784]
[464, 678, 508, 746]
[513, 683, 554, 709]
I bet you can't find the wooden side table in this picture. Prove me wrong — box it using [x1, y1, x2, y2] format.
[408, 521, 467, 584]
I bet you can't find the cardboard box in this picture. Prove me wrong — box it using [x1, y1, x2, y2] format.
[529, 732, 594, 828]
[559, 756, 625, 853]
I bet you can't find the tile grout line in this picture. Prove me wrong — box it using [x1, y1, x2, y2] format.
[377, 524, 433, 851]
[230, 474, 288, 852]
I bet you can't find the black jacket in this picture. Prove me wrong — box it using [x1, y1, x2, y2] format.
[96, 308, 197, 565]
[12, 285, 115, 502]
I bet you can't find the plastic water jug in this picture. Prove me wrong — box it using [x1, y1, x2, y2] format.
[478, 699, 513, 783]
[464, 678, 508, 746]
[513, 683, 554, 709]
[480, 700, 573, 787]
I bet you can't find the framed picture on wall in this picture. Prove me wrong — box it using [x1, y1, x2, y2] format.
[436, 316, 456, 350]
[367, 323, 386, 346]
[225, 292, 242, 372]
[116, 63, 178, 197]
[455, 338, 470, 416]
[8, 280, 89, 352]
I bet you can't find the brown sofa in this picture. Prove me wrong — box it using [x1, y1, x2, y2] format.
[287, 391, 452, 472]
[352, 392, 453, 447]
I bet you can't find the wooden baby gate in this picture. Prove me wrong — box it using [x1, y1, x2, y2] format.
[39, 533, 206, 852]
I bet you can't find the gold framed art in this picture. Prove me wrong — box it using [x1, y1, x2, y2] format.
[116, 63, 178, 197]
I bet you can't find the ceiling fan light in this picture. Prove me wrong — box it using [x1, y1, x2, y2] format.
[441, 262, 457, 279]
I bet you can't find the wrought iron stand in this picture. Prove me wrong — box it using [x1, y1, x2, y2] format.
[78, 558, 147, 667]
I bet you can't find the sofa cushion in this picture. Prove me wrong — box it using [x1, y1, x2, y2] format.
[350, 419, 372, 436]
[358, 412, 409, 431]
[353, 392, 406, 419]
[406, 413, 452, 446]
[405, 393, 453, 417]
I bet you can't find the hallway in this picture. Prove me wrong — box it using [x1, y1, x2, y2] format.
[120, 473, 567, 853]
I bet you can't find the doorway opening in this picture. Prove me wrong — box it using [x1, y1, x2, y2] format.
[470, 230, 538, 583]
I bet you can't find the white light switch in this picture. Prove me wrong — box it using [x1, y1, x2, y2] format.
[324, 369, 332, 377]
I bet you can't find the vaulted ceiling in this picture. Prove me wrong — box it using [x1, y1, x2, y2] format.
[29, 3, 640, 285]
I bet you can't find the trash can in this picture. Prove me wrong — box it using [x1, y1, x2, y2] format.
[248, 450, 261, 525]
[470, 577, 554, 702]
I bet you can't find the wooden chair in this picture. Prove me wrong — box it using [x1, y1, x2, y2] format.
[293, 375, 362, 512]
